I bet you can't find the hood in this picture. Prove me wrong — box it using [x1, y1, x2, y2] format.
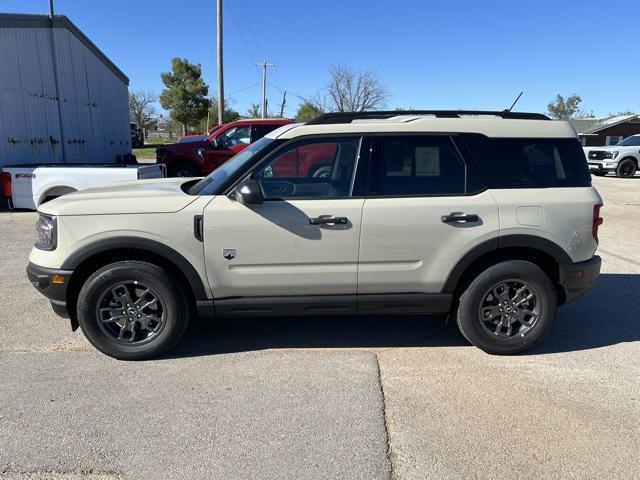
[583, 145, 618, 152]
[38, 178, 200, 216]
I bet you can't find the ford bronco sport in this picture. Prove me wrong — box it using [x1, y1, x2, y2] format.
[27, 110, 603, 360]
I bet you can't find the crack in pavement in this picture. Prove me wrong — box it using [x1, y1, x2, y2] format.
[374, 353, 396, 480]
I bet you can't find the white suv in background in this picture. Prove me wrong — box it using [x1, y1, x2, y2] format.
[584, 134, 640, 178]
[27, 110, 603, 360]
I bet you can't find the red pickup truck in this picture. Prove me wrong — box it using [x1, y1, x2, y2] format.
[157, 119, 293, 177]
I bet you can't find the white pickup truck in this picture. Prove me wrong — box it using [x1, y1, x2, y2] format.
[584, 134, 640, 178]
[1, 164, 165, 210]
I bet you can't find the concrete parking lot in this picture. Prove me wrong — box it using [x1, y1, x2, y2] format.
[1, 175, 639, 479]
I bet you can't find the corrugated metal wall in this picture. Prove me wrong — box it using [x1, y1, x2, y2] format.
[0, 22, 129, 166]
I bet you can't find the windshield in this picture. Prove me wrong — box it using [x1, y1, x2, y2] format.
[617, 136, 640, 146]
[189, 137, 275, 195]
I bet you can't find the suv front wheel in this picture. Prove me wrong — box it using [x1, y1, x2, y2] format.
[456, 260, 557, 354]
[76, 261, 190, 360]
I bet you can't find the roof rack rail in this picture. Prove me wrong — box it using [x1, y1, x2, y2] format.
[306, 110, 550, 125]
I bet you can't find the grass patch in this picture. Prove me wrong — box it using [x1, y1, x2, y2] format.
[133, 139, 179, 159]
[133, 146, 160, 159]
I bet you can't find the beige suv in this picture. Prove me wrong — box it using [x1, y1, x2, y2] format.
[27, 111, 603, 360]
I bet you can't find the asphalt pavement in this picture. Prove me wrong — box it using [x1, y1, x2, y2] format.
[1, 175, 638, 479]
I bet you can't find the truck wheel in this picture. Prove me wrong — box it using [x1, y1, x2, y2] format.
[168, 162, 200, 177]
[616, 158, 637, 178]
[76, 261, 190, 360]
[456, 260, 557, 355]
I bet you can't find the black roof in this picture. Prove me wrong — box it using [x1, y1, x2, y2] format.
[307, 110, 550, 125]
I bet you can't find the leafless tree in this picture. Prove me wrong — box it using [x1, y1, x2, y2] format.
[323, 64, 389, 112]
[128, 90, 158, 131]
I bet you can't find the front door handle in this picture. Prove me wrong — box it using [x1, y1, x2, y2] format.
[309, 216, 349, 225]
[441, 212, 479, 223]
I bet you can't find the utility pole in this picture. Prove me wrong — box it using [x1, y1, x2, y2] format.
[279, 90, 287, 118]
[216, 0, 224, 125]
[256, 61, 275, 118]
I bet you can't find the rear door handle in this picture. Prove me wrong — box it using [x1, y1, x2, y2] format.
[441, 212, 479, 223]
[309, 216, 349, 225]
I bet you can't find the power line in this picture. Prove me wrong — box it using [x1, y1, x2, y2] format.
[223, 0, 258, 66]
[238, 0, 263, 61]
[226, 82, 261, 96]
[267, 81, 306, 101]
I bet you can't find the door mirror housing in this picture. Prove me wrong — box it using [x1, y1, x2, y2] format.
[210, 137, 221, 150]
[234, 180, 264, 205]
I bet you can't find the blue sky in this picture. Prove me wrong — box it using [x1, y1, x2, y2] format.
[5, 0, 640, 117]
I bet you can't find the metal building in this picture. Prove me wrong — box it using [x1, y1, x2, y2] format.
[0, 13, 130, 166]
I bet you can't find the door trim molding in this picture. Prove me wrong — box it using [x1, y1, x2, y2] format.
[212, 293, 452, 318]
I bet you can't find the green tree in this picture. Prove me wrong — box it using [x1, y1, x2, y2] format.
[159, 58, 209, 135]
[246, 103, 261, 119]
[295, 102, 324, 122]
[547, 94, 582, 119]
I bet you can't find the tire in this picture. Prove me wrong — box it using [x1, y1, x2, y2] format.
[77, 261, 190, 360]
[616, 158, 637, 178]
[456, 260, 557, 355]
[168, 162, 200, 178]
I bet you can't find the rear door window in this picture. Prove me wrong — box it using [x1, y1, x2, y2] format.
[369, 136, 467, 196]
[462, 135, 591, 188]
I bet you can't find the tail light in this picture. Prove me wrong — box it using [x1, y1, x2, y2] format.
[592, 203, 603, 243]
[1, 172, 11, 198]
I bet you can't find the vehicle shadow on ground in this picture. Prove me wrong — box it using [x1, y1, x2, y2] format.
[168, 273, 640, 358]
[531, 273, 640, 354]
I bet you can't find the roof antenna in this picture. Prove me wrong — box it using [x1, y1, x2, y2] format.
[508, 91, 524, 112]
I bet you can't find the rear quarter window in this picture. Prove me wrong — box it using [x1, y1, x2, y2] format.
[462, 134, 591, 188]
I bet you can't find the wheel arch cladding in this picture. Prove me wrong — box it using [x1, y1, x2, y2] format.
[62, 237, 208, 317]
[443, 235, 571, 300]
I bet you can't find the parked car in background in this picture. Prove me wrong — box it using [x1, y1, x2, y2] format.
[27, 111, 602, 360]
[584, 134, 640, 177]
[1, 163, 165, 210]
[176, 134, 207, 144]
[130, 123, 144, 148]
[176, 125, 222, 144]
[157, 119, 293, 177]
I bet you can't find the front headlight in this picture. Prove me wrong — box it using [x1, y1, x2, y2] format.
[35, 214, 57, 251]
[604, 151, 619, 159]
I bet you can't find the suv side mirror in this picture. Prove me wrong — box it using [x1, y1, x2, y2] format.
[210, 137, 221, 150]
[234, 180, 264, 205]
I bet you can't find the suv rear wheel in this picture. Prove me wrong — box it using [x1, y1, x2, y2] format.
[456, 260, 557, 354]
[76, 261, 189, 360]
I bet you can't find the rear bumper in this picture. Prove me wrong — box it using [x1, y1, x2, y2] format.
[558, 255, 601, 304]
[26, 262, 73, 318]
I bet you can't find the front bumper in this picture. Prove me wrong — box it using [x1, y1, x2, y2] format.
[26, 262, 73, 319]
[588, 162, 617, 173]
[558, 255, 601, 304]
